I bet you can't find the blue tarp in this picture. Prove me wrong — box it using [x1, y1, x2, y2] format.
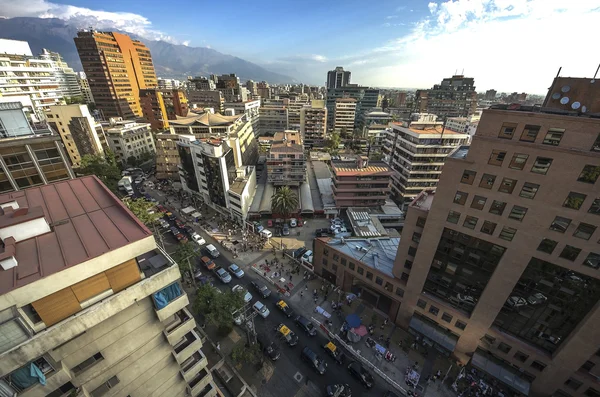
[345, 313, 361, 328]
[11, 363, 46, 389]
[153, 283, 182, 309]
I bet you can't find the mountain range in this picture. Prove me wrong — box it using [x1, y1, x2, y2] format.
[0, 17, 296, 84]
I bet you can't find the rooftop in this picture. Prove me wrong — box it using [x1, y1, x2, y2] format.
[0, 176, 152, 295]
[332, 162, 392, 177]
[449, 145, 470, 159]
[170, 112, 243, 126]
[409, 189, 436, 211]
[310, 151, 332, 162]
[323, 237, 400, 277]
[347, 209, 388, 237]
[392, 123, 468, 136]
[229, 166, 255, 195]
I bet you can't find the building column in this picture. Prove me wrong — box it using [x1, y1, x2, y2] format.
[25, 144, 48, 184]
[0, 155, 19, 191]
[54, 140, 76, 179]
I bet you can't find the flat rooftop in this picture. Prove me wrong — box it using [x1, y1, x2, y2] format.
[409, 189, 435, 211]
[0, 176, 152, 295]
[449, 145, 470, 159]
[324, 237, 400, 278]
[332, 162, 392, 177]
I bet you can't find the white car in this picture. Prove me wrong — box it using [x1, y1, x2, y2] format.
[253, 301, 270, 318]
[159, 219, 170, 229]
[228, 264, 244, 278]
[191, 233, 206, 246]
[506, 296, 528, 308]
[289, 218, 297, 227]
[232, 285, 252, 303]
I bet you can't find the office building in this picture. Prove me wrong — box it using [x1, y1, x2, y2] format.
[326, 86, 380, 131]
[396, 92, 408, 107]
[0, 39, 64, 120]
[362, 108, 392, 139]
[74, 31, 158, 119]
[415, 75, 477, 119]
[485, 89, 497, 101]
[333, 98, 357, 133]
[215, 74, 247, 102]
[224, 99, 261, 137]
[327, 66, 351, 89]
[267, 131, 306, 186]
[383, 117, 469, 204]
[76, 72, 94, 104]
[246, 80, 258, 96]
[300, 100, 327, 148]
[45, 104, 106, 168]
[331, 156, 392, 208]
[186, 90, 224, 113]
[38, 49, 82, 101]
[259, 106, 288, 136]
[157, 78, 181, 90]
[286, 98, 310, 130]
[257, 81, 271, 99]
[0, 175, 217, 397]
[187, 76, 215, 91]
[140, 88, 189, 130]
[104, 118, 155, 164]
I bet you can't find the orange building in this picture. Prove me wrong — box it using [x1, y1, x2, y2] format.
[140, 88, 189, 130]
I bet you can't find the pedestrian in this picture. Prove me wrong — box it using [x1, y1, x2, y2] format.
[290, 275, 293, 282]
[305, 285, 308, 291]
[314, 297, 318, 304]
[300, 291, 304, 298]
[216, 342, 220, 351]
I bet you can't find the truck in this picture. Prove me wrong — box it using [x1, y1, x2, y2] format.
[118, 176, 134, 195]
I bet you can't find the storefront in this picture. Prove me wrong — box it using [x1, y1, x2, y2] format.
[408, 314, 458, 356]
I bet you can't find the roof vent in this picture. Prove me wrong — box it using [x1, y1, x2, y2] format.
[0, 237, 17, 270]
[0, 206, 50, 242]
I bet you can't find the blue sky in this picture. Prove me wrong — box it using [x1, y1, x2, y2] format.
[3, 0, 600, 92]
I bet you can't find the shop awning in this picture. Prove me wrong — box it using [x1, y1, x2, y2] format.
[300, 183, 314, 214]
[191, 212, 202, 219]
[181, 206, 196, 215]
[409, 316, 458, 352]
[471, 352, 531, 396]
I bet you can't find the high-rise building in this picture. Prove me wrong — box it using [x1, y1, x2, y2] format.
[45, 104, 107, 168]
[103, 118, 155, 165]
[246, 80, 258, 95]
[155, 133, 195, 180]
[187, 76, 215, 91]
[157, 77, 181, 90]
[326, 66, 351, 89]
[140, 88, 189, 130]
[326, 86, 380, 132]
[186, 90, 224, 113]
[333, 98, 357, 133]
[485, 89, 497, 101]
[300, 100, 327, 148]
[267, 131, 306, 186]
[74, 31, 158, 119]
[286, 98, 310, 130]
[415, 75, 477, 119]
[0, 175, 217, 397]
[215, 74, 247, 102]
[396, 92, 408, 107]
[332, 156, 392, 208]
[259, 106, 288, 136]
[257, 81, 271, 100]
[39, 49, 82, 100]
[0, 39, 64, 120]
[224, 99, 261, 138]
[76, 72, 95, 104]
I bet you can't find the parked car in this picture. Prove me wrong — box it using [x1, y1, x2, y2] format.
[228, 264, 244, 278]
[289, 218, 298, 227]
[326, 384, 352, 397]
[159, 219, 170, 229]
[232, 285, 252, 302]
[527, 292, 547, 305]
[295, 315, 317, 336]
[293, 247, 307, 259]
[251, 281, 271, 298]
[166, 212, 176, 221]
[191, 233, 206, 246]
[282, 224, 290, 236]
[200, 256, 215, 270]
[301, 346, 327, 374]
[253, 221, 264, 233]
[315, 228, 331, 236]
[257, 334, 280, 361]
[322, 341, 345, 365]
[175, 219, 185, 229]
[205, 244, 220, 258]
[275, 323, 299, 346]
[347, 361, 374, 388]
[261, 229, 273, 239]
[267, 219, 273, 227]
[276, 300, 295, 318]
[215, 267, 232, 283]
[156, 204, 167, 213]
[506, 296, 528, 308]
[253, 301, 270, 318]
[302, 250, 313, 262]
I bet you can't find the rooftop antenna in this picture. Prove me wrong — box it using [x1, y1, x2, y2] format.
[594, 64, 600, 80]
[555, 67, 562, 78]
[461, 68, 464, 75]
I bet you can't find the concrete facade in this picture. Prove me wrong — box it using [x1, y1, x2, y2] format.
[300, 100, 327, 148]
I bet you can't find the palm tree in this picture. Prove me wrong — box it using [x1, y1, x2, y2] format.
[271, 186, 299, 218]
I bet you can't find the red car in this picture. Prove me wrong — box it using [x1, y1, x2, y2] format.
[157, 204, 167, 213]
[175, 220, 185, 229]
[267, 219, 273, 227]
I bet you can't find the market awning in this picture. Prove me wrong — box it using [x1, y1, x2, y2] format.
[409, 316, 458, 352]
[181, 206, 196, 215]
[191, 212, 202, 219]
[259, 183, 274, 214]
[300, 182, 314, 214]
[471, 351, 531, 396]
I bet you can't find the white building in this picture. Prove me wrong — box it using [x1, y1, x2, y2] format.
[334, 98, 357, 133]
[39, 49, 81, 100]
[157, 78, 181, 89]
[76, 72, 94, 104]
[103, 118, 155, 164]
[224, 99, 261, 137]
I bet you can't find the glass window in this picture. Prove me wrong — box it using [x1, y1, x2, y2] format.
[396, 287, 404, 297]
[417, 299, 427, 309]
[405, 260, 413, 269]
[574, 223, 596, 240]
[531, 361, 546, 371]
[508, 205, 528, 221]
[520, 125, 540, 142]
[514, 351, 529, 362]
[498, 342, 512, 353]
[470, 195, 487, 210]
[375, 276, 383, 285]
[349, 262, 355, 270]
[531, 157, 553, 175]
[543, 128, 565, 146]
[332, 264, 338, 272]
[322, 258, 328, 266]
[461, 170, 476, 185]
[412, 232, 422, 243]
[565, 378, 583, 391]
[340, 257, 346, 265]
[479, 174, 496, 189]
[581, 361, 596, 372]
[498, 178, 517, 194]
[323, 249, 329, 256]
[384, 282, 393, 292]
[488, 150, 507, 166]
[509, 153, 529, 170]
[357, 267, 364, 275]
[455, 320, 466, 330]
[559, 245, 581, 261]
[453, 191, 468, 205]
[499, 226, 517, 241]
[577, 165, 600, 184]
[498, 122, 517, 139]
[408, 246, 417, 256]
[585, 388, 600, 397]
[416, 217, 426, 227]
[550, 216, 572, 233]
[583, 252, 600, 269]
[563, 192, 587, 210]
[463, 216, 478, 229]
[429, 306, 439, 315]
[333, 253, 339, 261]
[520, 182, 540, 199]
[447, 210, 461, 224]
[366, 271, 373, 280]
[537, 238, 558, 254]
[489, 200, 506, 215]
[481, 221, 497, 235]
[590, 198, 600, 216]
[441, 313, 453, 323]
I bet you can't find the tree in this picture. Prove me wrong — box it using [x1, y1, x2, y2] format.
[80, 153, 121, 192]
[172, 242, 198, 279]
[127, 155, 138, 168]
[271, 186, 299, 218]
[65, 96, 84, 105]
[382, 96, 389, 111]
[325, 132, 341, 154]
[193, 284, 244, 334]
[123, 198, 161, 226]
[231, 342, 261, 365]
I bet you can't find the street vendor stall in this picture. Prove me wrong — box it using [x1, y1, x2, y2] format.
[191, 211, 202, 221]
[406, 368, 421, 389]
[181, 206, 196, 215]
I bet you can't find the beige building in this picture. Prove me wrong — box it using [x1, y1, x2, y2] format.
[155, 133, 194, 180]
[45, 104, 106, 168]
[259, 106, 288, 136]
[104, 118, 155, 165]
[333, 98, 356, 133]
[267, 131, 306, 186]
[300, 100, 327, 149]
[0, 175, 217, 397]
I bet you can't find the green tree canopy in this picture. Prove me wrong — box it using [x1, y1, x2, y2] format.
[80, 153, 121, 192]
[325, 132, 341, 154]
[123, 198, 161, 226]
[193, 284, 244, 333]
[271, 186, 299, 218]
[231, 343, 262, 365]
[172, 241, 198, 275]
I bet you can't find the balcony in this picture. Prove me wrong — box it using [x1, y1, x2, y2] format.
[173, 329, 203, 364]
[153, 283, 189, 322]
[196, 382, 218, 397]
[163, 308, 196, 345]
[187, 368, 212, 396]
[180, 350, 209, 382]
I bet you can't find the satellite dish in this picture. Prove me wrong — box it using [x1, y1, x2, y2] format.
[572, 102, 581, 110]
[552, 93, 560, 100]
[561, 85, 570, 93]
[560, 97, 569, 104]
[591, 80, 596, 84]
[582, 106, 587, 113]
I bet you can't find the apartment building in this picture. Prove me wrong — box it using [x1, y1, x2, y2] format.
[267, 131, 306, 186]
[74, 31, 158, 119]
[215, 74, 247, 102]
[157, 78, 182, 90]
[76, 72, 94, 104]
[257, 81, 271, 99]
[300, 100, 327, 148]
[331, 156, 392, 208]
[415, 74, 477, 119]
[383, 117, 469, 205]
[333, 98, 357, 133]
[326, 86, 380, 131]
[390, 77, 600, 396]
[187, 76, 215, 91]
[155, 133, 195, 180]
[246, 80, 258, 96]
[224, 99, 261, 137]
[104, 118, 155, 164]
[45, 104, 106, 168]
[38, 49, 81, 100]
[286, 98, 310, 130]
[0, 175, 217, 397]
[140, 88, 189, 130]
[186, 90, 224, 114]
[259, 106, 288, 136]
[0, 39, 63, 120]
[326, 66, 351, 89]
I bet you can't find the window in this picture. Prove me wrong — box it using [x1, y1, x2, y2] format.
[349, 262, 355, 270]
[498, 122, 517, 139]
[543, 128, 565, 146]
[509, 153, 529, 170]
[429, 306, 439, 315]
[581, 361, 596, 372]
[404, 260, 413, 269]
[412, 232, 422, 243]
[401, 272, 410, 282]
[520, 125, 540, 142]
[332, 264, 338, 272]
[537, 238, 557, 254]
[479, 174, 496, 189]
[583, 252, 600, 269]
[417, 299, 427, 309]
[481, 221, 497, 235]
[340, 258, 346, 266]
[333, 253, 339, 261]
[488, 150, 507, 166]
[357, 266, 363, 275]
[470, 195, 487, 210]
[550, 216, 572, 233]
[590, 198, 600, 215]
[530, 361, 546, 372]
[498, 342, 512, 354]
[531, 157, 553, 175]
[366, 271, 373, 280]
[563, 192, 587, 210]
[91, 376, 120, 397]
[560, 245, 581, 261]
[520, 182, 540, 199]
[416, 217, 426, 227]
[489, 200, 506, 215]
[574, 223, 596, 240]
[396, 287, 404, 297]
[455, 320, 466, 330]
[585, 388, 600, 397]
[483, 334, 496, 345]
[508, 205, 528, 221]
[441, 313, 453, 323]
[323, 249, 329, 257]
[564, 378, 583, 391]
[72, 352, 104, 374]
[498, 178, 517, 194]
[375, 276, 383, 285]
[408, 246, 417, 256]
[463, 216, 478, 229]
[322, 258, 328, 267]
[499, 226, 517, 241]
[578, 165, 600, 184]
[514, 351, 529, 362]
[453, 191, 468, 205]
[447, 210, 461, 224]
[384, 282, 393, 292]
[461, 170, 476, 185]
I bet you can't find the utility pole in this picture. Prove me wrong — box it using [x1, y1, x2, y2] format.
[232, 301, 258, 345]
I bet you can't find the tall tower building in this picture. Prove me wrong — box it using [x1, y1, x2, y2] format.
[326, 66, 351, 89]
[415, 75, 477, 119]
[39, 49, 82, 100]
[300, 100, 327, 148]
[74, 31, 158, 119]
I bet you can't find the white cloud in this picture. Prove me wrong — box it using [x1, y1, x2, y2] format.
[275, 54, 328, 63]
[386, 15, 398, 19]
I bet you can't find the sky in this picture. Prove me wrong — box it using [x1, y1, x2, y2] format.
[1, 0, 599, 93]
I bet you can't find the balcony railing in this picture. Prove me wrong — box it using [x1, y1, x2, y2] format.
[188, 368, 212, 396]
[153, 283, 189, 322]
[163, 308, 196, 345]
[180, 350, 209, 382]
[173, 329, 203, 364]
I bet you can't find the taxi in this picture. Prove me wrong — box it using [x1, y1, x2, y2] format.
[322, 341, 345, 364]
[276, 300, 295, 318]
[275, 323, 298, 346]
